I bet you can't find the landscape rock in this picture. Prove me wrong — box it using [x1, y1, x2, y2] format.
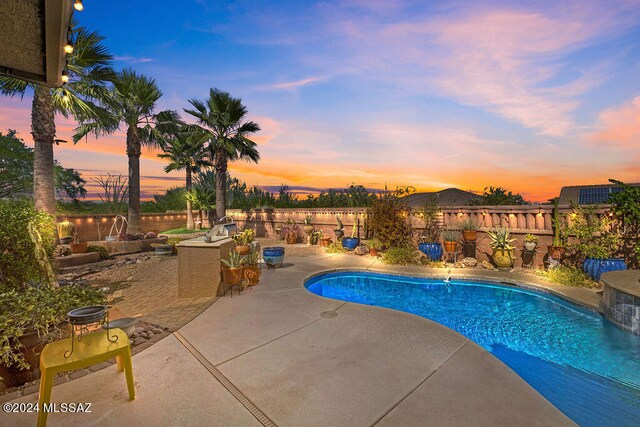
[354, 246, 369, 256]
[453, 262, 465, 268]
[151, 328, 163, 334]
[461, 257, 478, 267]
[481, 260, 496, 270]
[132, 338, 146, 346]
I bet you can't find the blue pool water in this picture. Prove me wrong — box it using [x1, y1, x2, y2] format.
[305, 271, 640, 426]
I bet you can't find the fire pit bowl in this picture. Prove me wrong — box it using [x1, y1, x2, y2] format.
[67, 305, 108, 325]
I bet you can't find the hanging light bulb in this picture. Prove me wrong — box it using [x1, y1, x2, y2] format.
[62, 91, 69, 102]
[64, 42, 74, 54]
[74, 0, 84, 11]
[61, 70, 69, 83]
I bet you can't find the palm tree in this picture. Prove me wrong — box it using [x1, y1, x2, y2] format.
[74, 68, 178, 233]
[184, 88, 260, 220]
[0, 22, 114, 214]
[158, 126, 212, 228]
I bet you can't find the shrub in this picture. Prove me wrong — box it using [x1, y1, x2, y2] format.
[0, 284, 105, 369]
[535, 266, 597, 288]
[325, 242, 346, 254]
[382, 247, 420, 265]
[86, 245, 112, 260]
[368, 195, 412, 249]
[166, 237, 184, 246]
[568, 203, 621, 259]
[0, 200, 56, 290]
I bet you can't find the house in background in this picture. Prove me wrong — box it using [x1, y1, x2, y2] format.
[400, 188, 480, 208]
[558, 183, 640, 205]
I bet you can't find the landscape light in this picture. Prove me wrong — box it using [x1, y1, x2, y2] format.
[74, 0, 84, 11]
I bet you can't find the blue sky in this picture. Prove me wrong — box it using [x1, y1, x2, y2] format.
[1, 0, 639, 201]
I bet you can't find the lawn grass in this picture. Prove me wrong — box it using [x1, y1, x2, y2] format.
[160, 227, 210, 235]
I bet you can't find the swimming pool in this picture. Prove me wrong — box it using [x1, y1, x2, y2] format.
[305, 271, 640, 426]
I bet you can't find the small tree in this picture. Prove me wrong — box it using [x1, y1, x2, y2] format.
[417, 195, 441, 242]
[92, 174, 128, 215]
[469, 186, 530, 205]
[368, 193, 412, 249]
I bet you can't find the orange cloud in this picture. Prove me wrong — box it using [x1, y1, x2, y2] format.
[590, 96, 640, 148]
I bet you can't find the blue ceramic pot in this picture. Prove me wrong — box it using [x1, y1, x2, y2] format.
[263, 246, 285, 268]
[342, 237, 359, 250]
[418, 242, 443, 261]
[582, 257, 626, 281]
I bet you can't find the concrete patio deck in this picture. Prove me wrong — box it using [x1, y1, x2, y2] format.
[1, 252, 576, 426]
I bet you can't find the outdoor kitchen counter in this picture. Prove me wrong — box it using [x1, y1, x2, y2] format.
[176, 237, 235, 298]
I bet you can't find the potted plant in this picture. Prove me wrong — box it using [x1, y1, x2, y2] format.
[320, 233, 332, 247]
[303, 215, 314, 245]
[232, 229, 254, 255]
[487, 227, 516, 269]
[282, 219, 299, 244]
[365, 238, 383, 256]
[460, 217, 479, 241]
[417, 198, 443, 261]
[69, 232, 88, 254]
[242, 247, 261, 286]
[523, 233, 539, 251]
[441, 229, 460, 254]
[569, 203, 625, 280]
[334, 215, 345, 241]
[56, 220, 75, 244]
[310, 230, 322, 245]
[548, 199, 567, 259]
[0, 285, 105, 387]
[221, 250, 245, 284]
[342, 212, 360, 250]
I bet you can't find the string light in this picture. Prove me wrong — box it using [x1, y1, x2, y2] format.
[64, 42, 73, 54]
[74, 1, 84, 11]
[61, 70, 69, 83]
[62, 91, 69, 102]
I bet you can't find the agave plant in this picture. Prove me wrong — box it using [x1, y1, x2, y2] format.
[442, 229, 461, 242]
[244, 247, 261, 266]
[487, 227, 516, 251]
[221, 250, 246, 268]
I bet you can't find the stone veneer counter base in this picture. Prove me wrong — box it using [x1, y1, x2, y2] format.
[602, 270, 640, 334]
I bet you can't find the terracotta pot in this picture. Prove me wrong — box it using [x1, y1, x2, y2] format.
[462, 230, 477, 241]
[243, 265, 261, 286]
[320, 237, 332, 247]
[492, 249, 515, 269]
[370, 248, 378, 257]
[303, 225, 314, 234]
[0, 327, 65, 387]
[222, 266, 243, 285]
[235, 245, 251, 255]
[443, 241, 457, 253]
[547, 245, 565, 259]
[69, 242, 88, 254]
[286, 232, 298, 244]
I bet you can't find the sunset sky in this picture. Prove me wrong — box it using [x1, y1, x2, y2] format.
[1, 0, 639, 202]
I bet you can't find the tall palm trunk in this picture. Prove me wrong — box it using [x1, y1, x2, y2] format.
[214, 149, 227, 221]
[186, 167, 194, 229]
[126, 126, 142, 233]
[31, 87, 56, 215]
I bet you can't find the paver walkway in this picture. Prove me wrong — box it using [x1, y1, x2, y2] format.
[113, 256, 215, 331]
[1, 251, 575, 426]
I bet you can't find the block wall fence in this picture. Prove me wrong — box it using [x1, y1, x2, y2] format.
[58, 205, 614, 268]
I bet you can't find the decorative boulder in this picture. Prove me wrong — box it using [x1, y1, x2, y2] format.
[481, 260, 496, 270]
[354, 245, 369, 256]
[461, 257, 478, 268]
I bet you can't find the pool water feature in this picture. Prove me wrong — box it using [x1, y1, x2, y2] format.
[305, 271, 640, 426]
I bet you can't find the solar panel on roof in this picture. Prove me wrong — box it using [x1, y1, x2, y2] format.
[578, 187, 622, 204]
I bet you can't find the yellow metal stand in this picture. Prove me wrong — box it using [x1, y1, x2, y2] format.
[37, 329, 135, 427]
